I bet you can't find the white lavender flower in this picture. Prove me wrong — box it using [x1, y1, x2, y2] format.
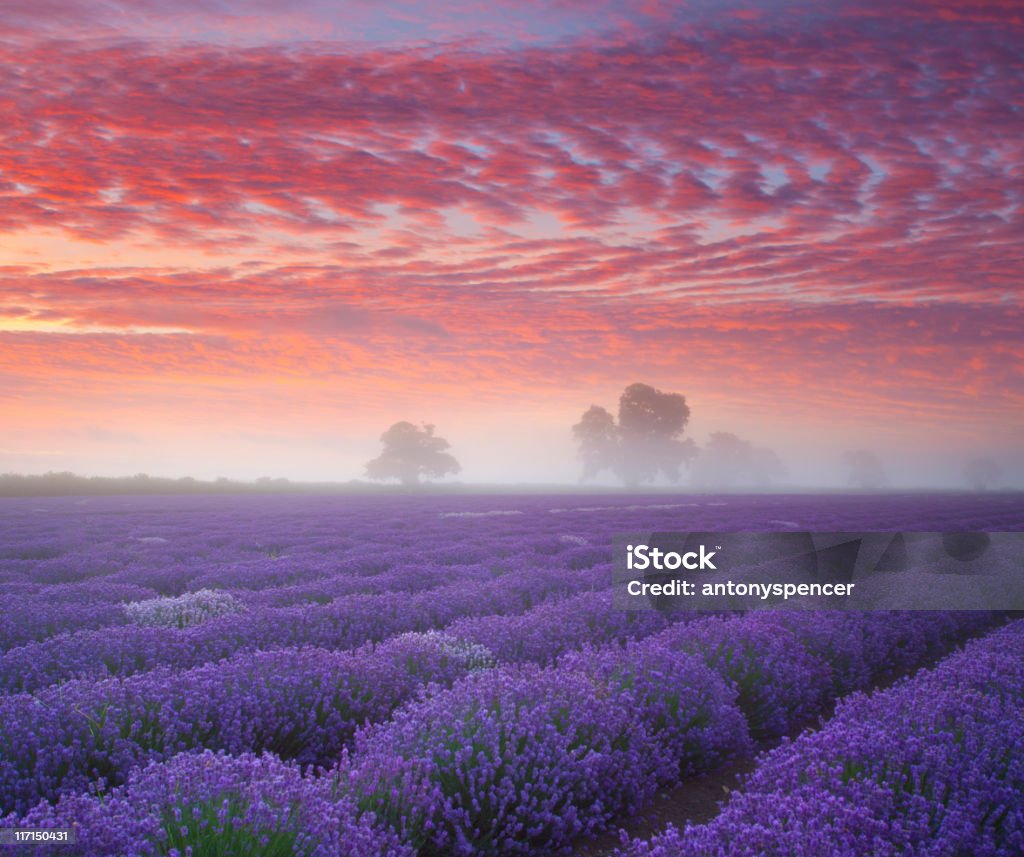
[124, 589, 244, 629]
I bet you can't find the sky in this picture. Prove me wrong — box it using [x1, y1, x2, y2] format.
[0, 0, 1021, 487]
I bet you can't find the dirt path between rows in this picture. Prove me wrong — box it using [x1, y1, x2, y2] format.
[573, 756, 758, 856]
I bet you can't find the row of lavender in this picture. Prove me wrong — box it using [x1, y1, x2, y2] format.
[0, 534, 607, 653]
[5, 609, 999, 854]
[0, 556, 609, 694]
[0, 585, 684, 815]
[618, 619, 1024, 856]
[343, 610, 997, 854]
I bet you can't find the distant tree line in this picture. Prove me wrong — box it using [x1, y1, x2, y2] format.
[1, 389, 1008, 492]
[0, 472, 370, 497]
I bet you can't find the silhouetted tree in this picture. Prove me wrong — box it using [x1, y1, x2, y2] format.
[572, 383, 696, 486]
[365, 422, 460, 487]
[964, 457, 999, 491]
[572, 406, 619, 481]
[843, 449, 886, 490]
[692, 431, 787, 488]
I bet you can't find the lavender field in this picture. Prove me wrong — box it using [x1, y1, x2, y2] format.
[0, 492, 1022, 856]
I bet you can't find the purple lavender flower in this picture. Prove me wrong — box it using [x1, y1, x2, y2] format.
[445, 589, 681, 665]
[647, 615, 833, 739]
[559, 641, 752, 783]
[7, 750, 411, 856]
[347, 663, 660, 855]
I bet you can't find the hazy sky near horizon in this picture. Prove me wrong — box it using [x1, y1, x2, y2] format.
[0, 0, 1021, 486]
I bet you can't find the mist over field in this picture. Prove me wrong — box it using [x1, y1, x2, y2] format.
[3, 383, 1021, 490]
[3, 436, 1020, 491]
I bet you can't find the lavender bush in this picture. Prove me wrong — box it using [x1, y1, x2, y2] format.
[346, 664, 661, 855]
[648, 616, 833, 739]
[445, 588, 682, 666]
[124, 589, 246, 629]
[376, 631, 499, 674]
[558, 642, 752, 783]
[7, 750, 411, 857]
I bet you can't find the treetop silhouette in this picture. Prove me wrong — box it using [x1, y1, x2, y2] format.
[573, 383, 696, 486]
[365, 422, 460, 487]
